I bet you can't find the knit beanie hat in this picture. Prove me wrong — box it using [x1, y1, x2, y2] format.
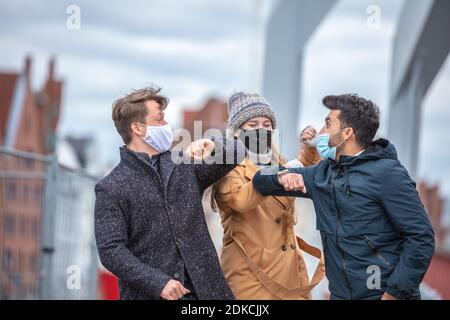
[227, 91, 277, 130]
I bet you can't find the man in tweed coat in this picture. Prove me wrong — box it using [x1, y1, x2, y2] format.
[94, 86, 245, 300]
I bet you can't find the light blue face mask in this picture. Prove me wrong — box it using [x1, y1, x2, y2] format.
[312, 129, 347, 160]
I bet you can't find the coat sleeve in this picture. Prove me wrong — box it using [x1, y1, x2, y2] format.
[192, 136, 246, 192]
[252, 166, 312, 198]
[299, 143, 322, 167]
[216, 169, 267, 213]
[381, 161, 435, 299]
[94, 183, 171, 299]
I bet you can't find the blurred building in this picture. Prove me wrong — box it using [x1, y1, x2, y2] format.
[0, 56, 63, 298]
[419, 182, 449, 251]
[63, 136, 93, 169]
[0, 55, 62, 154]
[420, 182, 450, 299]
[182, 98, 228, 137]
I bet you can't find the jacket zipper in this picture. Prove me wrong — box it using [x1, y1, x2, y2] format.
[331, 169, 353, 299]
[363, 235, 392, 270]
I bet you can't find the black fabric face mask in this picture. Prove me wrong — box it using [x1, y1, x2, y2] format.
[239, 128, 272, 154]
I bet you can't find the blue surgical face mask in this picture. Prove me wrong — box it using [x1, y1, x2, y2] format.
[313, 129, 347, 160]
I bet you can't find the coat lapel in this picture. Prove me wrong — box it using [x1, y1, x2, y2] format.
[241, 158, 292, 210]
[243, 158, 259, 181]
[120, 147, 167, 192]
[160, 151, 176, 195]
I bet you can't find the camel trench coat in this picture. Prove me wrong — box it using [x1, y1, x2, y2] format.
[215, 153, 325, 300]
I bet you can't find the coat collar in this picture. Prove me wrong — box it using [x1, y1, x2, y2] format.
[239, 157, 292, 210]
[239, 158, 261, 180]
[119, 147, 176, 193]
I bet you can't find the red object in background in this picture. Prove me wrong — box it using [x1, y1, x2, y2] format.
[424, 254, 450, 300]
[98, 270, 119, 300]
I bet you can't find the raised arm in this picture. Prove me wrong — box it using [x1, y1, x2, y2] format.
[182, 136, 246, 192]
[252, 166, 311, 198]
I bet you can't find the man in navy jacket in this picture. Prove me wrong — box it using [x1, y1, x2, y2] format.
[253, 94, 435, 300]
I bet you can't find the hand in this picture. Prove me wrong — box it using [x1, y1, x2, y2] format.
[300, 125, 318, 144]
[160, 279, 190, 300]
[278, 173, 307, 193]
[186, 139, 215, 160]
[297, 126, 321, 166]
[381, 292, 398, 300]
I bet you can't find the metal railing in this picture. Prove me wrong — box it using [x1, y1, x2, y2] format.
[0, 146, 99, 299]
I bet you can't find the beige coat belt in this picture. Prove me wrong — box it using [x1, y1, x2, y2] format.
[231, 235, 326, 299]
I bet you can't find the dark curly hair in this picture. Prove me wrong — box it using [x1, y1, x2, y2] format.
[322, 94, 380, 148]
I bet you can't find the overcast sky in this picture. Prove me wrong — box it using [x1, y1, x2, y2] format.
[1, 0, 449, 196]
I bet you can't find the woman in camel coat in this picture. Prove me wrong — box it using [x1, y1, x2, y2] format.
[213, 91, 325, 300]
